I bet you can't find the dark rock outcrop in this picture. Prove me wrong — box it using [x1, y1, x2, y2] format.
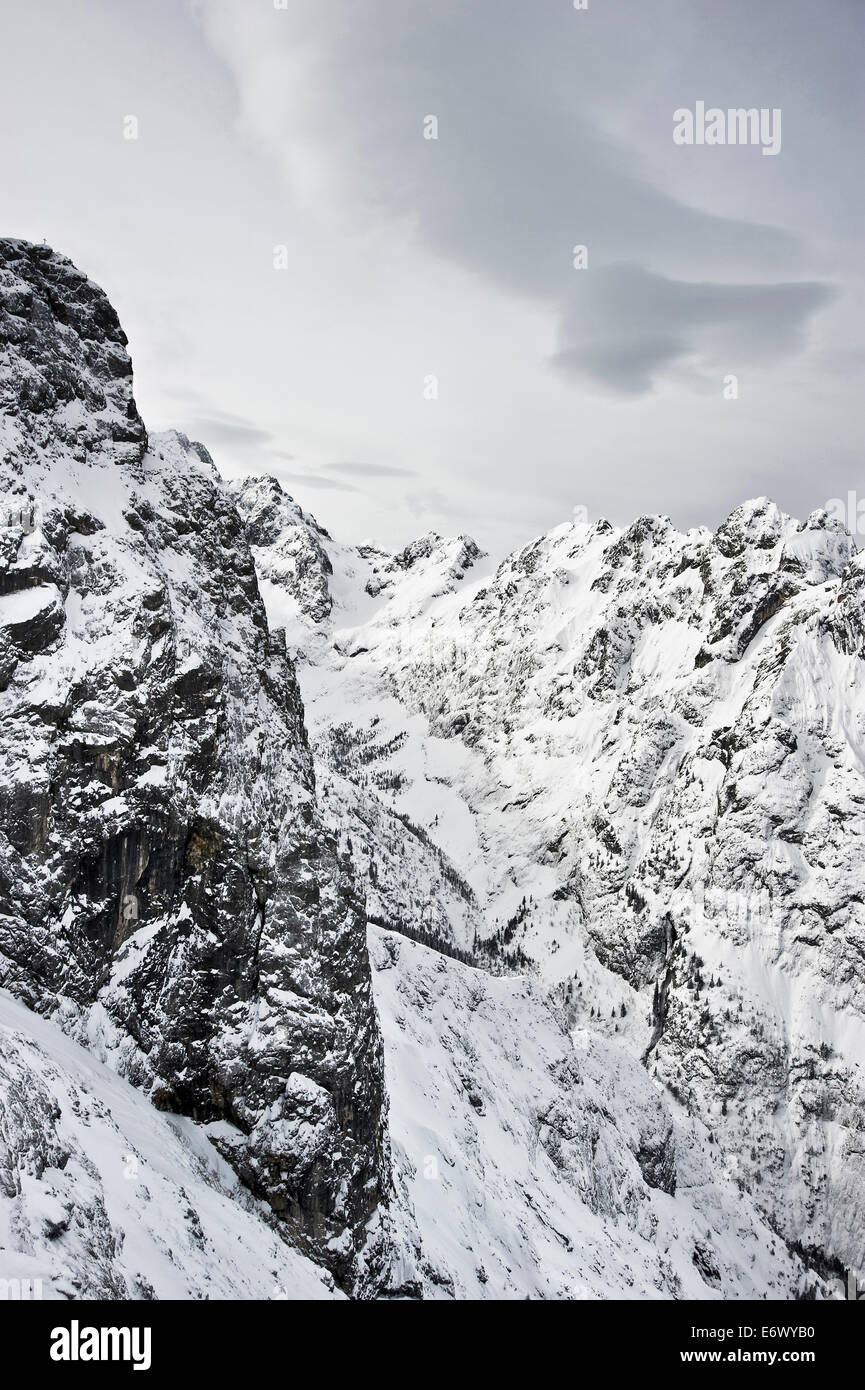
[0, 239, 388, 1289]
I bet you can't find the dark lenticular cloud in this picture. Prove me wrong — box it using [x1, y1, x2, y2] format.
[553, 265, 836, 395]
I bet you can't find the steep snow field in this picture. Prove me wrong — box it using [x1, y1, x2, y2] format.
[370, 928, 805, 1299]
[0, 989, 337, 1299]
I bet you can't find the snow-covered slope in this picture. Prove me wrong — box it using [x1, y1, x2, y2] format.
[235, 475, 865, 1284]
[370, 927, 808, 1299]
[0, 988, 338, 1299]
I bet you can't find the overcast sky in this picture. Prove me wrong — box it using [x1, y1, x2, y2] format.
[2, 0, 863, 554]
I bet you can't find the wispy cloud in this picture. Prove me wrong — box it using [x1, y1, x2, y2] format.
[186, 415, 276, 448]
[279, 471, 360, 493]
[325, 460, 416, 478]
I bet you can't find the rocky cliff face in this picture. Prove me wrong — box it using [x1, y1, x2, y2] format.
[0, 239, 387, 1288]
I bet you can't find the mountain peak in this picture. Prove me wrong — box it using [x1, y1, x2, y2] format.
[0, 237, 146, 469]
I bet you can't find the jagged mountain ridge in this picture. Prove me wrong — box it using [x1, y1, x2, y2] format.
[234, 473, 865, 1282]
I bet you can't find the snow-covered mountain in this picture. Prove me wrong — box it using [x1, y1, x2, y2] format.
[1, 240, 859, 1300]
[233, 473, 865, 1288]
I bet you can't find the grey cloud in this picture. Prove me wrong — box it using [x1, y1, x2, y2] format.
[552, 264, 836, 395]
[404, 488, 471, 524]
[411, 87, 802, 297]
[326, 461, 416, 478]
[197, 0, 842, 394]
[185, 415, 275, 449]
[171, 402, 297, 456]
[278, 472, 360, 493]
[162, 387, 209, 405]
